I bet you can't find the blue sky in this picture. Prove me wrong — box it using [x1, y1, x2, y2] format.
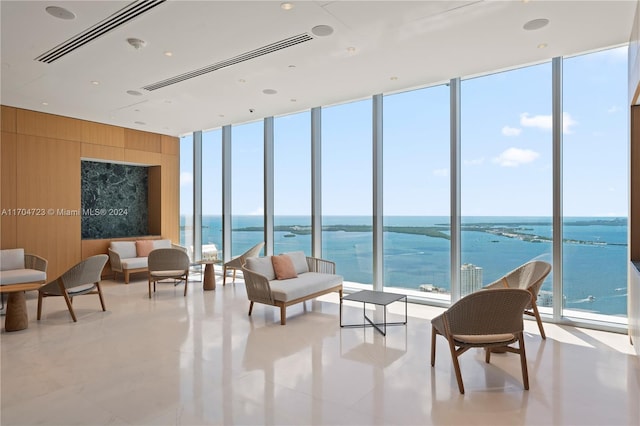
[181, 45, 628, 218]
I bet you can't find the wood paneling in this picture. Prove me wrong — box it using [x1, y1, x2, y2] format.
[81, 143, 125, 162]
[81, 121, 125, 147]
[17, 109, 83, 142]
[148, 166, 161, 236]
[16, 134, 81, 279]
[124, 149, 161, 165]
[124, 128, 161, 153]
[1, 131, 18, 248]
[161, 135, 180, 156]
[1, 106, 16, 132]
[161, 153, 179, 242]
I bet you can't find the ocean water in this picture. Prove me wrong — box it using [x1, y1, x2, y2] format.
[182, 215, 628, 317]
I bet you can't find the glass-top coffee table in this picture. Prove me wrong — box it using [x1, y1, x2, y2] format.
[340, 290, 407, 336]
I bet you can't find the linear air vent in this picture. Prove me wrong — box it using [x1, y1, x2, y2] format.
[35, 0, 166, 64]
[142, 33, 314, 91]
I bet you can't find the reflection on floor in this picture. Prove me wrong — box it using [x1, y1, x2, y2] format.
[2, 272, 639, 425]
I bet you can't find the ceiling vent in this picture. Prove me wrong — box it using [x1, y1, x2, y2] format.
[142, 33, 313, 91]
[35, 0, 166, 64]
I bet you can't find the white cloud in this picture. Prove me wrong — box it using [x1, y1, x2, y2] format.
[432, 168, 448, 177]
[463, 157, 484, 166]
[502, 126, 522, 136]
[493, 147, 539, 167]
[519, 112, 577, 134]
[180, 172, 192, 186]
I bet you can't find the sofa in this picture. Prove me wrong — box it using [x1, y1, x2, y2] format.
[0, 248, 48, 331]
[108, 239, 184, 283]
[242, 251, 343, 325]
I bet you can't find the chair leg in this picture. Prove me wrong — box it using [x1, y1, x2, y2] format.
[183, 276, 188, 297]
[148, 279, 152, 299]
[223, 267, 227, 286]
[530, 300, 546, 339]
[280, 306, 286, 325]
[37, 292, 44, 320]
[485, 348, 491, 363]
[232, 269, 237, 284]
[447, 339, 465, 394]
[96, 282, 106, 311]
[61, 290, 77, 322]
[518, 333, 529, 390]
[248, 301, 254, 316]
[125, 271, 130, 284]
[430, 326, 437, 367]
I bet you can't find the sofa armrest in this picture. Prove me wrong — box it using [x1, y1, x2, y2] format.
[108, 248, 123, 272]
[24, 254, 47, 273]
[306, 257, 336, 274]
[242, 266, 275, 305]
[172, 244, 188, 254]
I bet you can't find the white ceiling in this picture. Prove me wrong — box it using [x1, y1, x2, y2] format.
[1, 0, 636, 137]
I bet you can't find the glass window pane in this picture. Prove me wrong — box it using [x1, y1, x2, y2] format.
[322, 100, 372, 285]
[202, 129, 222, 261]
[461, 63, 553, 300]
[274, 111, 311, 255]
[383, 85, 450, 300]
[180, 134, 194, 250]
[563, 46, 628, 322]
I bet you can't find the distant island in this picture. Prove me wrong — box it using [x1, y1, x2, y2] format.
[233, 218, 627, 247]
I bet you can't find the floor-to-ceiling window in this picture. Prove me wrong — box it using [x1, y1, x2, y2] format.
[202, 128, 222, 260]
[383, 85, 451, 298]
[461, 62, 553, 299]
[180, 134, 194, 252]
[322, 99, 372, 284]
[274, 111, 312, 256]
[231, 121, 265, 258]
[562, 45, 628, 322]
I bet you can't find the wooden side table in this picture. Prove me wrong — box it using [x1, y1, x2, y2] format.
[197, 260, 222, 291]
[0, 282, 44, 332]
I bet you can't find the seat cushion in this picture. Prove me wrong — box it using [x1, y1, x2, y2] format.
[245, 256, 276, 281]
[269, 272, 342, 302]
[453, 333, 515, 344]
[121, 257, 148, 269]
[0, 269, 47, 285]
[110, 241, 137, 259]
[0, 249, 25, 271]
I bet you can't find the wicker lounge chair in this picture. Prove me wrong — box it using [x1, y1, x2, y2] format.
[431, 288, 533, 394]
[223, 242, 264, 286]
[147, 248, 190, 298]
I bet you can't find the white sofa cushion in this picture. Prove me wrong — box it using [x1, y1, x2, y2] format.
[0, 269, 46, 285]
[121, 257, 148, 269]
[153, 239, 172, 249]
[269, 272, 343, 302]
[282, 251, 309, 274]
[245, 256, 276, 281]
[110, 241, 137, 259]
[1, 248, 25, 271]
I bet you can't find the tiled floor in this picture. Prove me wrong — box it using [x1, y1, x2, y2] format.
[1, 270, 639, 426]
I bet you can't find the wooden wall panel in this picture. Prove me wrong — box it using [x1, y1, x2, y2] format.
[124, 128, 161, 153]
[148, 166, 161, 235]
[81, 121, 125, 147]
[1, 105, 16, 132]
[17, 109, 83, 142]
[16, 135, 81, 279]
[161, 153, 179, 242]
[81, 143, 125, 162]
[124, 149, 161, 165]
[161, 135, 180, 156]
[1, 131, 17, 248]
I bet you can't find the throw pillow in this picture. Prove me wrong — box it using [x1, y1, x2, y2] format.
[136, 240, 155, 257]
[271, 254, 298, 280]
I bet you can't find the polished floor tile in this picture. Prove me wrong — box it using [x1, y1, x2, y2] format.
[2, 271, 639, 425]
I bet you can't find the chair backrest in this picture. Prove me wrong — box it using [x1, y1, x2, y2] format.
[503, 260, 552, 293]
[443, 288, 532, 336]
[148, 248, 189, 272]
[238, 242, 265, 264]
[59, 254, 108, 289]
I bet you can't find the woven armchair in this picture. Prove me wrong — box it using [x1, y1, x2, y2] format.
[431, 288, 533, 394]
[223, 242, 264, 286]
[37, 254, 108, 322]
[147, 248, 190, 298]
[483, 260, 552, 339]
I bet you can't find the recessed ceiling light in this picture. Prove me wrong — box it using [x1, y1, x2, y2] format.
[164, 51, 173, 57]
[218, 114, 225, 118]
[390, 76, 398, 81]
[238, 79, 246, 83]
[290, 99, 297, 102]
[127, 90, 142, 96]
[41, 102, 49, 106]
[127, 38, 147, 50]
[346, 47, 356, 54]
[523, 18, 549, 31]
[537, 43, 548, 49]
[134, 121, 146, 125]
[288, 64, 296, 68]
[263, 89, 278, 95]
[280, 2, 294, 10]
[311, 25, 334, 37]
[91, 80, 100, 85]
[45, 6, 76, 20]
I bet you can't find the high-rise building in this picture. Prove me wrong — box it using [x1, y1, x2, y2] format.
[461, 263, 483, 297]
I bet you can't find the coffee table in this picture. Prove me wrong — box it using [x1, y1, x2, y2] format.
[196, 259, 222, 291]
[340, 290, 407, 336]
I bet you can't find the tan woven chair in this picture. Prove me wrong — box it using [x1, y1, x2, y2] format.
[431, 288, 533, 394]
[37, 254, 108, 322]
[147, 248, 190, 298]
[483, 260, 552, 339]
[223, 242, 264, 286]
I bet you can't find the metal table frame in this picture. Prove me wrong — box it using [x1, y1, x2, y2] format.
[340, 290, 407, 336]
